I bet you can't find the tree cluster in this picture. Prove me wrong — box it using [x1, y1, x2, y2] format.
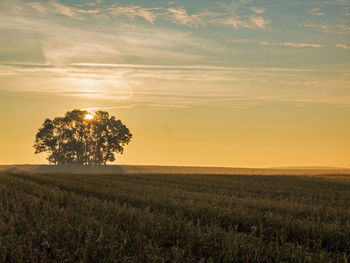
[34, 110, 132, 165]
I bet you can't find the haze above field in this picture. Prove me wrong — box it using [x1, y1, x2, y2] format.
[1, 165, 350, 181]
[0, 0, 350, 167]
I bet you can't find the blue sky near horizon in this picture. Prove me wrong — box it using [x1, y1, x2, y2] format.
[0, 0, 350, 167]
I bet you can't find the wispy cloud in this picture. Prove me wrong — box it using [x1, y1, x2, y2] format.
[26, 1, 104, 20]
[24, 1, 269, 30]
[311, 7, 326, 16]
[0, 69, 134, 101]
[166, 5, 269, 30]
[303, 22, 350, 34]
[249, 15, 268, 29]
[80, 105, 137, 111]
[7, 1, 272, 31]
[2, 0, 350, 108]
[251, 7, 265, 14]
[147, 104, 190, 109]
[312, 12, 326, 16]
[40, 38, 121, 66]
[1, 62, 350, 107]
[211, 1, 268, 29]
[50, 1, 85, 20]
[0, 9, 213, 66]
[27, 2, 47, 14]
[212, 15, 269, 29]
[335, 44, 350, 49]
[167, 7, 217, 28]
[70, 63, 328, 73]
[109, 6, 158, 24]
[260, 41, 326, 48]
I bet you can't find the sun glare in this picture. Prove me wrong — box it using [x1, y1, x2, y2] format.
[84, 113, 94, 120]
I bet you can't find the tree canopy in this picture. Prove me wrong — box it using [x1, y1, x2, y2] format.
[34, 110, 132, 165]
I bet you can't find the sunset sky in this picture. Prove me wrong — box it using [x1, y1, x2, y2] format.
[0, 0, 350, 167]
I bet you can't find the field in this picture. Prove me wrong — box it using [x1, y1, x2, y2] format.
[0, 170, 349, 262]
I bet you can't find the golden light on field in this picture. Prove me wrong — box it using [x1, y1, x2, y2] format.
[84, 113, 94, 120]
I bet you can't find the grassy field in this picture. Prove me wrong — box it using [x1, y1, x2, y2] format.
[0, 171, 349, 262]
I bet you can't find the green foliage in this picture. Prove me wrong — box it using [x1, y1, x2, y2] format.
[0, 173, 349, 262]
[33, 110, 132, 165]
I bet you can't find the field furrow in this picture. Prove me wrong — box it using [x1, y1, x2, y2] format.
[0, 172, 349, 262]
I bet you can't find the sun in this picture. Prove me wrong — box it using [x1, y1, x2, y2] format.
[84, 113, 94, 120]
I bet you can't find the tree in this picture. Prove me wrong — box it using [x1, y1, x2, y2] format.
[34, 110, 132, 165]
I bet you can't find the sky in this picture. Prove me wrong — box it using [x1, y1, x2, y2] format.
[0, 0, 350, 167]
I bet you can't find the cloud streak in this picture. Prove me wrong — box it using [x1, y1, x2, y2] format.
[260, 41, 326, 48]
[21, 1, 270, 30]
[2, 62, 349, 100]
[335, 44, 350, 49]
[311, 7, 326, 16]
[50, 1, 85, 20]
[303, 22, 350, 34]
[212, 15, 269, 29]
[1, 0, 349, 108]
[28, 2, 47, 14]
[109, 6, 158, 24]
[166, 7, 218, 28]
[80, 105, 137, 111]
[0, 10, 216, 66]
[251, 7, 265, 14]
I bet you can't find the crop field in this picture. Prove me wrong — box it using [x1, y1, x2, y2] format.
[0, 172, 349, 262]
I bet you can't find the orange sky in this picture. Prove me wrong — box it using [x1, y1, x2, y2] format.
[0, 0, 350, 167]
